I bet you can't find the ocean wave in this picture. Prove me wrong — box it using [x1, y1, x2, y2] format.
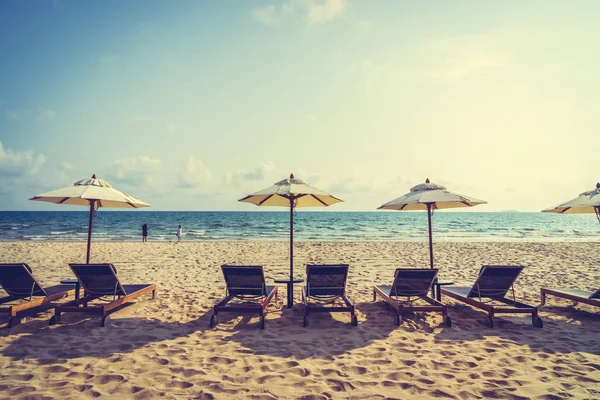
[2, 211, 600, 242]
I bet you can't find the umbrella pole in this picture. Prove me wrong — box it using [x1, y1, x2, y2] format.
[288, 197, 294, 308]
[86, 200, 95, 264]
[427, 204, 434, 269]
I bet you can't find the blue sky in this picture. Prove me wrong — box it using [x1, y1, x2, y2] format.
[1, 0, 599, 211]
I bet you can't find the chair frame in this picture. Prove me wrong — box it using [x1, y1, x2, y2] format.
[210, 265, 278, 330]
[0, 263, 75, 327]
[302, 264, 357, 327]
[541, 288, 600, 308]
[51, 264, 156, 327]
[441, 265, 543, 328]
[373, 268, 451, 327]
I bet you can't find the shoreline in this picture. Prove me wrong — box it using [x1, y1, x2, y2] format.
[2, 237, 600, 244]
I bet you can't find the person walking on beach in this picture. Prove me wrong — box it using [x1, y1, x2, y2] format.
[176, 224, 182, 242]
[142, 223, 148, 242]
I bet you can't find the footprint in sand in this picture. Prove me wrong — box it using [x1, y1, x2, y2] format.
[326, 379, 355, 392]
[9, 373, 34, 381]
[90, 374, 126, 385]
[67, 372, 94, 380]
[256, 374, 285, 384]
[42, 365, 69, 374]
[207, 356, 236, 365]
[73, 384, 93, 393]
[9, 386, 36, 396]
[166, 380, 194, 389]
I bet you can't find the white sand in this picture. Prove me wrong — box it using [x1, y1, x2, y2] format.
[1, 241, 600, 399]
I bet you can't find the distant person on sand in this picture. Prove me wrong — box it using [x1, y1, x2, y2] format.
[142, 223, 148, 242]
[176, 224, 182, 242]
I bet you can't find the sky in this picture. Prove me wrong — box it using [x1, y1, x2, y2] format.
[1, 0, 599, 212]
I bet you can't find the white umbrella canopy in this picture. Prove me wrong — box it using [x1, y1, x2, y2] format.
[29, 174, 150, 263]
[378, 180, 486, 211]
[30, 177, 150, 209]
[542, 182, 600, 222]
[239, 174, 343, 308]
[378, 179, 487, 268]
[239, 175, 343, 207]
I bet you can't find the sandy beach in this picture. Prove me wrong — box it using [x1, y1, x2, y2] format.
[1, 241, 600, 399]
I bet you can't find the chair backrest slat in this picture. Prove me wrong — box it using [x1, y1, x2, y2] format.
[391, 268, 438, 297]
[69, 264, 127, 297]
[589, 288, 600, 299]
[221, 265, 266, 296]
[0, 263, 47, 298]
[306, 264, 349, 297]
[467, 265, 523, 298]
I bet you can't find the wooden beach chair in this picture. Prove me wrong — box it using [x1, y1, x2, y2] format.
[0, 263, 76, 327]
[541, 286, 600, 308]
[210, 265, 278, 330]
[441, 265, 543, 328]
[51, 263, 156, 327]
[373, 268, 451, 327]
[302, 264, 357, 327]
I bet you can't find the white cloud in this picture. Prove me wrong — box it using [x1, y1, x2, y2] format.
[36, 108, 57, 121]
[251, 0, 345, 26]
[60, 161, 74, 170]
[110, 156, 165, 186]
[0, 141, 46, 179]
[178, 156, 213, 189]
[107, 155, 213, 196]
[305, 0, 345, 25]
[251, 5, 284, 27]
[225, 161, 275, 185]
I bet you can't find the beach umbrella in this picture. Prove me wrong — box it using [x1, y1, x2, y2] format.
[239, 173, 343, 308]
[377, 178, 486, 268]
[542, 182, 600, 223]
[29, 174, 150, 263]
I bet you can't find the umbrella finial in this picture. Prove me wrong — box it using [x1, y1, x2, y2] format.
[290, 173, 294, 179]
[425, 178, 430, 184]
[92, 174, 97, 179]
[596, 182, 600, 189]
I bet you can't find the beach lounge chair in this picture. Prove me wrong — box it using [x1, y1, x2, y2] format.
[541, 286, 600, 308]
[373, 268, 451, 327]
[210, 265, 278, 330]
[441, 265, 543, 328]
[51, 263, 156, 327]
[0, 263, 76, 327]
[302, 264, 357, 327]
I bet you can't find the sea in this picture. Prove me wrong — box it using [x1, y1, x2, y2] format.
[0, 211, 598, 242]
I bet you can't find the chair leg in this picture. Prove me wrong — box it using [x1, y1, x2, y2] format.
[444, 315, 452, 327]
[8, 316, 22, 328]
[373, 288, 377, 302]
[540, 290, 546, 306]
[51, 310, 62, 325]
[532, 310, 543, 328]
[442, 308, 452, 327]
[210, 310, 218, 328]
[303, 304, 309, 327]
